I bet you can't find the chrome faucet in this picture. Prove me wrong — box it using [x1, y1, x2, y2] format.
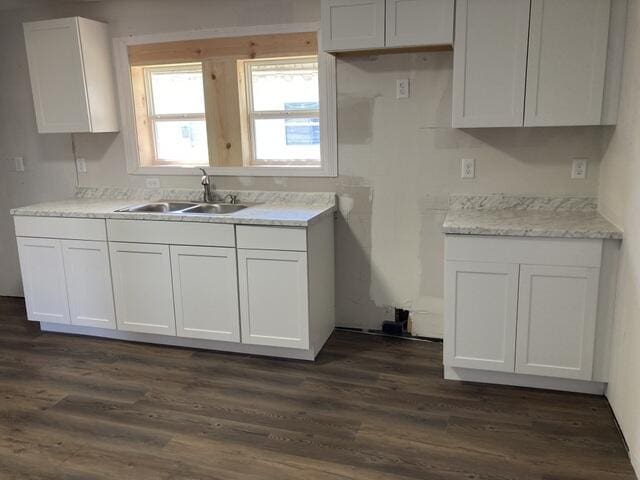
[199, 168, 214, 203]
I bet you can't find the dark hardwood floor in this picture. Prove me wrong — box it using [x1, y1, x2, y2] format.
[0, 296, 635, 480]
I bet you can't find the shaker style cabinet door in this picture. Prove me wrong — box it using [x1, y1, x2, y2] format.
[452, 0, 531, 127]
[17, 237, 70, 325]
[170, 245, 240, 342]
[385, 0, 454, 47]
[524, 0, 611, 126]
[62, 240, 116, 329]
[109, 242, 176, 336]
[444, 261, 519, 372]
[321, 0, 386, 52]
[515, 265, 599, 380]
[237, 249, 309, 349]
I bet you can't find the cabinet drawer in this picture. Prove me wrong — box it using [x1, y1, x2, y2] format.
[236, 226, 306, 251]
[107, 220, 235, 247]
[445, 235, 603, 267]
[14, 216, 106, 241]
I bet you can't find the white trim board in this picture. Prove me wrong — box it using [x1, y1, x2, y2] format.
[40, 322, 328, 361]
[112, 22, 338, 178]
[444, 366, 606, 395]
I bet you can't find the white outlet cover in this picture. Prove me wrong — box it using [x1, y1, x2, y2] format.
[572, 158, 587, 179]
[461, 158, 475, 179]
[396, 79, 410, 99]
[146, 177, 161, 188]
[13, 157, 24, 172]
[76, 157, 87, 174]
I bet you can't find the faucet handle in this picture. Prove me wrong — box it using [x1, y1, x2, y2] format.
[224, 194, 238, 204]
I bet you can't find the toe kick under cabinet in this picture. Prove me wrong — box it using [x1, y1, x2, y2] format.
[13, 215, 335, 360]
[444, 235, 618, 393]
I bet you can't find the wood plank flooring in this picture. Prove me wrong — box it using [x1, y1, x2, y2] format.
[0, 296, 635, 479]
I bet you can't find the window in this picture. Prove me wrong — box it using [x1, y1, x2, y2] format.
[240, 57, 320, 167]
[144, 64, 208, 166]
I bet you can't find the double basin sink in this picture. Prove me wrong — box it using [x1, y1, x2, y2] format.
[116, 201, 248, 215]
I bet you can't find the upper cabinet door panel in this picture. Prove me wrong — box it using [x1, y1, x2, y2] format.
[525, 0, 611, 126]
[322, 0, 386, 52]
[385, 0, 454, 47]
[452, 0, 531, 127]
[23, 18, 91, 133]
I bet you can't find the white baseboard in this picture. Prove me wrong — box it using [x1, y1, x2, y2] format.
[444, 366, 606, 395]
[40, 322, 321, 361]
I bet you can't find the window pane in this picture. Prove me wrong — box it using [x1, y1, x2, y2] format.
[254, 117, 320, 164]
[150, 68, 205, 115]
[154, 120, 208, 164]
[250, 60, 319, 112]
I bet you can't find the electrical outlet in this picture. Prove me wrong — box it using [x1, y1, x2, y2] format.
[76, 157, 87, 174]
[461, 158, 475, 179]
[396, 79, 410, 99]
[146, 177, 161, 188]
[572, 158, 587, 179]
[13, 157, 24, 172]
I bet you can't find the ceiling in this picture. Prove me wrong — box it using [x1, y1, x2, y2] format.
[0, 0, 101, 11]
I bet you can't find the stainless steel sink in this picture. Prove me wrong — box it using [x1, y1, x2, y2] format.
[115, 201, 248, 215]
[181, 203, 248, 214]
[116, 202, 199, 213]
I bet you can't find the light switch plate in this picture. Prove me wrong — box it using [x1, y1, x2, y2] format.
[572, 158, 587, 179]
[13, 157, 24, 172]
[396, 79, 410, 99]
[461, 158, 475, 179]
[146, 177, 161, 188]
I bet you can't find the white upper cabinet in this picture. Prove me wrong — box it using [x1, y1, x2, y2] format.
[322, 0, 386, 52]
[386, 0, 454, 47]
[321, 0, 454, 52]
[23, 17, 119, 133]
[452, 0, 531, 127]
[525, 0, 612, 126]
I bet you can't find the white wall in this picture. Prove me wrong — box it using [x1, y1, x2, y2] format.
[0, 0, 607, 336]
[599, 0, 640, 474]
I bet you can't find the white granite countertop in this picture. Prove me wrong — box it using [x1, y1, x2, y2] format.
[442, 194, 622, 240]
[10, 198, 335, 227]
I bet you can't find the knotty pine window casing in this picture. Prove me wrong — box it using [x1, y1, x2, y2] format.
[127, 32, 327, 171]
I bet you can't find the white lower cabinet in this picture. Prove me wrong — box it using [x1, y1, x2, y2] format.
[444, 235, 603, 385]
[17, 237, 70, 324]
[109, 242, 176, 336]
[444, 261, 519, 372]
[170, 245, 240, 342]
[237, 249, 309, 349]
[62, 240, 116, 329]
[515, 265, 599, 380]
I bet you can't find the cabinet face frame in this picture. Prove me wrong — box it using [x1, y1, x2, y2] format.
[515, 264, 599, 380]
[17, 237, 71, 325]
[385, 0, 454, 47]
[321, 0, 386, 52]
[524, 0, 611, 126]
[109, 242, 176, 336]
[444, 260, 519, 372]
[62, 240, 116, 329]
[237, 249, 309, 349]
[170, 245, 240, 342]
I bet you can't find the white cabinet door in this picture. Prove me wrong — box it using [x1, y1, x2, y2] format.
[321, 0, 386, 52]
[238, 249, 309, 349]
[524, 0, 611, 126]
[62, 240, 116, 329]
[385, 0, 454, 47]
[452, 0, 530, 127]
[171, 245, 240, 342]
[17, 237, 70, 324]
[109, 242, 176, 336]
[516, 265, 599, 380]
[444, 261, 519, 372]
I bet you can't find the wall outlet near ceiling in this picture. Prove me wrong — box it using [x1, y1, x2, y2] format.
[146, 177, 161, 188]
[461, 158, 475, 179]
[76, 157, 87, 174]
[13, 157, 24, 172]
[396, 79, 410, 99]
[572, 158, 588, 179]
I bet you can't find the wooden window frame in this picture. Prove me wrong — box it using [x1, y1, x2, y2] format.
[113, 23, 337, 177]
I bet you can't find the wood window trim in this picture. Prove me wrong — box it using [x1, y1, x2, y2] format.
[114, 23, 337, 177]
